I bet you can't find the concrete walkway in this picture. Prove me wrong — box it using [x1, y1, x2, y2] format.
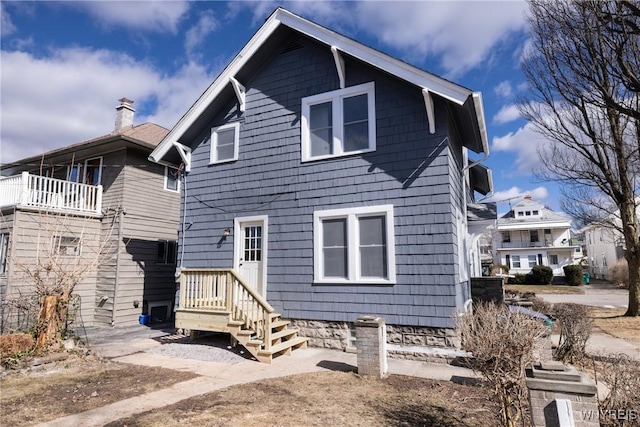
[38, 342, 478, 427]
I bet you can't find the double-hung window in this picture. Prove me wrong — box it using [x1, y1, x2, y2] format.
[301, 82, 376, 162]
[314, 205, 395, 284]
[165, 166, 180, 192]
[157, 240, 177, 265]
[210, 122, 239, 164]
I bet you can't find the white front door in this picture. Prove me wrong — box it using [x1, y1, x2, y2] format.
[235, 216, 268, 296]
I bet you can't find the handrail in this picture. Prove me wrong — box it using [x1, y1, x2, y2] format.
[179, 268, 275, 349]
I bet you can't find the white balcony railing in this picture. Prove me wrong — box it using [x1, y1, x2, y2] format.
[0, 172, 102, 215]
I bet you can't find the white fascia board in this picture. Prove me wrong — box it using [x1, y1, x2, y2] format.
[472, 92, 489, 155]
[149, 13, 283, 163]
[498, 221, 572, 230]
[276, 9, 472, 105]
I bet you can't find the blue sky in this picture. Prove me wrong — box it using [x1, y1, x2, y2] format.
[1, 0, 556, 213]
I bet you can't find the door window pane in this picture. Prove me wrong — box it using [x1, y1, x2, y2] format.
[244, 226, 262, 262]
[322, 219, 347, 278]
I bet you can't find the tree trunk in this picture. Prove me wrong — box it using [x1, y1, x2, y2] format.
[35, 294, 69, 348]
[625, 249, 640, 317]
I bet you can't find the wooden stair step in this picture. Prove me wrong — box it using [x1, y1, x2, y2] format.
[269, 312, 282, 320]
[246, 339, 263, 347]
[270, 319, 290, 329]
[258, 336, 308, 357]
[236, 329, 254, 337]
[270, 328, 298, 341]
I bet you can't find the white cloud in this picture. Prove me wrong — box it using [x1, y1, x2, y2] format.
[494, 81, 513, 98]
[493, 104, 521, 125]
[71, 1, 191, 33]
[234, 0, 528, 78]
[185, 10, 219, 57]
[0, 48, 213, 163]
[482, 185, 549, 204]
[1, 3, 16, 36]
[492, 123, 549, 175]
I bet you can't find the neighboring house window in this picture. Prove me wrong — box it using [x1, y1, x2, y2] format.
[211, 122, 240, 163]
[313, 204, 395, 284]
[502, 231, 511, 243]
[157, 240, 177, 264]
[165, 166, 180, 192]
[528, 255, 537, 267]
[544, 229, 551, 235]
[549, 254, 558, 265]
[54, 236, 81, 257]
[512, 255, 521, 268]
[517, 212, 524, 217]
[301, 82, 376, 162]
[602, 254, 607, 267]
[525, 211, 531, 216]
[68, 163, 83, 183]
[84, 157, 103, 185]
[0, 233, 9, 274]
[530, 230, 539, 243]
[532, 210, 539, 216]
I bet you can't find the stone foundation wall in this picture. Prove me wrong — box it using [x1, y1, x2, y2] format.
[290, 319, 461, 363]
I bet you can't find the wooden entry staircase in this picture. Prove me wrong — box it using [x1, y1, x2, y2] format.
[175, 268, 307, 363]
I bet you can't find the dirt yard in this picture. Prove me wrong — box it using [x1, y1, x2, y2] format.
[589, 307, 640, 343]
[1, 355, 498, 427]
[0, 354, 197, 426]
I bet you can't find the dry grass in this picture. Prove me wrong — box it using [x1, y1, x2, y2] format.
[504, 284, 584, 295]
[0, 355, 197, 426]
[589, 307, 640, 343]
[105, 371, 499, 427]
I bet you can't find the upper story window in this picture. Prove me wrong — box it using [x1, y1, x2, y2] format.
[313, 204, 395, 284]
[165, 166, 180, 192]
[301, 82, 376, 162]
[210, 122, 239, 164]
[502, 231, 511, 243]
[530, 230, 539, 243]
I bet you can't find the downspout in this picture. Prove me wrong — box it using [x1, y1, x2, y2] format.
[111, 206, 124, 326]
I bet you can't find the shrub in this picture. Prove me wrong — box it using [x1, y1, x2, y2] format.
[552, 303, 592, 363]
[491, 264, 509, 276]
[507, 273, 527, 285]
[0, 333, 34, 368]
[595, 354, 640, 427]
[563, 265, 583, 286]
[526, 265, 554, 285]
[457, 302, 548, 427]
[609, 259, 629, 289]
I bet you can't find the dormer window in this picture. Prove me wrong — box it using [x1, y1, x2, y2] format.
[532, 210, 539, 216]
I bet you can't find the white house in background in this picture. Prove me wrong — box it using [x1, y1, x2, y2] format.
[494, 195, 580, 276]
[468, 202, 497, 277]
[582, 202, 639, 280]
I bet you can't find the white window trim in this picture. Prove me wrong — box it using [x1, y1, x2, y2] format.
[313, 204, 395, 284]
[301, 82, 376, 162]
[210, 122, 240, 164]
[164, 166, 180, 192]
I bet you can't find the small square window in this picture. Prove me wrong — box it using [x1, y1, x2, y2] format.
[157, 240, 177, 264]
[55, 236, 81, 257]
[165, 166, 180, 192]
[549, 254, 558, 265]
[211, 122, 240, 164]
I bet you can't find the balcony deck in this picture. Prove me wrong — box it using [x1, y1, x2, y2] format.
[0, 172, 102, 216]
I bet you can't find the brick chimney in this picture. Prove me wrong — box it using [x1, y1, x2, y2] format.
[114, 98, 135, 132]
[524, 194, 532, 200]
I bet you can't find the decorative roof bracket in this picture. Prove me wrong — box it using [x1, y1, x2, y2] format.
[331, 46, 346, 89]
[229, 76, 246, 113]
[172, 141, 192, 173]
[422, 88, 436, 134]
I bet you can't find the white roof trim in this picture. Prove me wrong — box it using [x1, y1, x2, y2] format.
[150, 8, 481, 163]
[421, 88, 436, 134]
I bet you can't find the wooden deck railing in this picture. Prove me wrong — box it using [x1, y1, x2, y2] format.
[0, 172, 102, 215]
[179, 268, 275, 350]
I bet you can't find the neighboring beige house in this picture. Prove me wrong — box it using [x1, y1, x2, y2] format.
[582, 202, 639, 280]
[0, 99, 180, 329]
[494, 196, 580, 276]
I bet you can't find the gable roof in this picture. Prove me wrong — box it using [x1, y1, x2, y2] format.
[1, 123, 169, 175]
[149, 7, 489, 166]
